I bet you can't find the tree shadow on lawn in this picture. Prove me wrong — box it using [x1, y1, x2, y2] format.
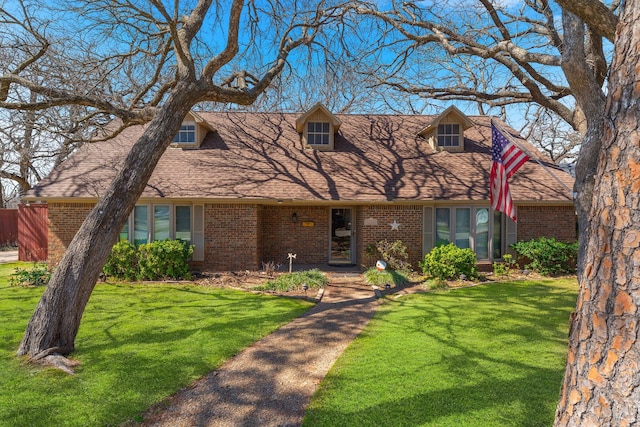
[304, 368, 561, 427]
[303, 280, 577, 426]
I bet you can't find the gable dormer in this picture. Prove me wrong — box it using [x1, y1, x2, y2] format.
[418, 105, 474, 153]
[295, 103, 342, 151]
[171, 111, 214, 149]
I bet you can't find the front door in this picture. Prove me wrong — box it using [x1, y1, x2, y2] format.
[330, 208, 354, 264]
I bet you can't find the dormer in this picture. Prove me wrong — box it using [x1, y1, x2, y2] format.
[171, 111, 214, 149]
[295, 103, 342, 151]
[418, 105, 474, 153]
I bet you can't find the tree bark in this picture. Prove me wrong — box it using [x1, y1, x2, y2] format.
[17, 82, 198, 358]
[555, 1, 640, 425]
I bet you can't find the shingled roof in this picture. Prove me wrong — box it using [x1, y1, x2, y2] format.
[25, 112, 574, 204]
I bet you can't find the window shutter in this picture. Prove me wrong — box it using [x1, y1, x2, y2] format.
[423, 206, 434, 256]
[506, 211, 517, 256]
[193, 204, 205, 261]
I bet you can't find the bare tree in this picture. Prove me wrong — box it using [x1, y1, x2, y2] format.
[0, 0, 341, 366]
[0, 101, 91, 205]
[345, 0, 640, 424]
[519, 106, 582, 164]
[346, 0, 620, 142]
[551, 2, 640, 425]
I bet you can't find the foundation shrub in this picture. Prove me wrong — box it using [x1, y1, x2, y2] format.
[512, 237, 578, 276]
[103, 239, 193, 281]
[420, 243, 478, 281]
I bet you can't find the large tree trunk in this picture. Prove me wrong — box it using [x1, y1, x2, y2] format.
[555, 2, 640, 425]
[17, 83, 197, 359]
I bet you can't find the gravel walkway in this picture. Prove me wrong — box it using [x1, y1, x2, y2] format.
[138, 276, 379, 427]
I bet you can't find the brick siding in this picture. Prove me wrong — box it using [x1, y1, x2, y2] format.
[356, 205, 424, 270]
[46, 201, 576, 272]
[517, 205, 577, 243]
[260, 206, 329, 266]
[48, 202, 95, 266]
[202, 204, 260, 271]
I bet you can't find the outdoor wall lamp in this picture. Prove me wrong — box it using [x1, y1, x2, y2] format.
[292, 212, 298, 223]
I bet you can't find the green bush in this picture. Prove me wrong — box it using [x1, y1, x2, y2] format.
[9, 264, 51, 287]
[103, 240, 139, 281]
[368, 239, 412, 271]
[512, 237, 578, 276]
[138, 240, 193, 281]
[493, 254, 518, 277]
[254, 269, 327, 292]
[103, 239, 193, 281]
[363, 267, 409, 286]
[420, 243, 478, 280]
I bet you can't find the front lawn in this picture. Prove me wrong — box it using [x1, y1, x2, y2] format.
[304, 278, 578, 427]
[0, 262, 313, 427]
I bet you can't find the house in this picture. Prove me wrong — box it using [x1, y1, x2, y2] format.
[24, 104, 576, 271]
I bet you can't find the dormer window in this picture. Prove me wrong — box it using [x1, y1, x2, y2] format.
[173, 121, 196, 144]
[307, 122, 330, 146]
[418, 106, 473, 153]
[437, 124, 461, 148]
[295, 103, 341, 151]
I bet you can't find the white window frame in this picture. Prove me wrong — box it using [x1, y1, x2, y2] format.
[306, 121, 331, 146]
[173, 121, 197, 145]
[437, 123, 461, 148]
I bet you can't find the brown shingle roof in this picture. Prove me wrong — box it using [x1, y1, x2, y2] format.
[26, 112, 574, 204]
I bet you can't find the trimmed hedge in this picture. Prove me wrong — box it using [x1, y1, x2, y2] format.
[103, 239, 193, 281]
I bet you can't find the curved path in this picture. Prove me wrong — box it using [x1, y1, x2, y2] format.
[139, 277, 379, 427]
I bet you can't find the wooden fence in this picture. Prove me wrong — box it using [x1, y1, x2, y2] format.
[18, 204, 48, 262]
[0, 209, 18, 246]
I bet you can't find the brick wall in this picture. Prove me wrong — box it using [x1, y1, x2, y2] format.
[517, 205, 577, 243]
[260, 206, 329, 266]
[202, 204, 260, 271]
[357, 205, 424, 269]
[48, 202, 95, 266]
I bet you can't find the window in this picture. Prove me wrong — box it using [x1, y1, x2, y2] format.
[119, 221, 129, 242]
[120, 204, 203, 260]
[434, 206, 502, 261]
[173, 121, 196, 144]
[153, 205, 170, 241]
[437, 124, 461, 147]
[435, 208, 450, 245]
[123, 205, 192, 244]
[307, 122, 330, 145]
[175, 206, 191, 243]
[133, 205, 149, 245]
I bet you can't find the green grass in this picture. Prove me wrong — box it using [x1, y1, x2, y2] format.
[304, 278, 578, 427]
[0, 262, 313, 427]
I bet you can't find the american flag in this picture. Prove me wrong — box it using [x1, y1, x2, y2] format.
[490, 123, 529, 222]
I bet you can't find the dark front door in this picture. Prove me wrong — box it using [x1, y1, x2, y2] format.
[330, 208, 354, 264]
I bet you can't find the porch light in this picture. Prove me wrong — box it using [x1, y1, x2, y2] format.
[292, 212, 298, 223]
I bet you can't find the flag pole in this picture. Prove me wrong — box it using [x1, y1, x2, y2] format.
[490, 117, 574, 200]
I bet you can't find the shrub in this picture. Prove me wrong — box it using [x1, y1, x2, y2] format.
[103, 239, 193, 281]
[368, 239, 412, 271]
[420, 243, 478, 281]
[10, 264, 51, 287]
[512, 237, 578, 276]
[138, 239, 194, 280]
[103, 240, 139, 281]
[255, 269, 327, 292]
[363, 267, 409, 287]
[493, 254, 518, 277]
